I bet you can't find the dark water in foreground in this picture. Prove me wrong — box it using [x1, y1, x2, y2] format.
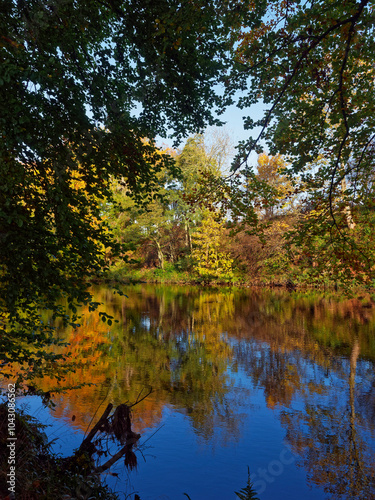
[19, 285, 375, 499]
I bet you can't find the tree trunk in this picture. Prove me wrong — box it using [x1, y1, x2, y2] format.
[185, 219, 192, 253]
[155, 240, 164, 269]
[342, 177, 356, 229]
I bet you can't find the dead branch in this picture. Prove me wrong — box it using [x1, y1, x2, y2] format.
[79, 403, 113, 453]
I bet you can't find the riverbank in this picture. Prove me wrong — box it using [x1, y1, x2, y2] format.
[0, 401, 121, 500]
[104, 261, 302, 287]
[103, 262, 375, 296]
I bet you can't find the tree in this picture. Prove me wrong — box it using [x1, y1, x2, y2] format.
[106, 147, 181, 269]
[174, 134, 222, 252]
[254, 153, 295, 219]
[192, 209, 234, 282]
[106, 132, 234, 274]
[227, 0, 375, 285]
[0, 0, 244, 381]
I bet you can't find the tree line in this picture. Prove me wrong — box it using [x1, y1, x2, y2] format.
[105, 130, 375, 288]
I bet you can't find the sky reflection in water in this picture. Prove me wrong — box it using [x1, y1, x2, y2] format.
[19, 285, 375, 499]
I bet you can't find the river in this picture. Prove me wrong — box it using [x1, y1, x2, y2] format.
[20, 284, 375, 499]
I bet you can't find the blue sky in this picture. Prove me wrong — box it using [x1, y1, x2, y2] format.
[156, 96, 267, 171]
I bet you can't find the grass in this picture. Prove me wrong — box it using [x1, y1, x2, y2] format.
[104, 261, 241, 286]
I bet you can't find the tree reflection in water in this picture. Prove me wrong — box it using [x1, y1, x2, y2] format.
[231, 293, 375, 499]
[11, 284, 375, 498]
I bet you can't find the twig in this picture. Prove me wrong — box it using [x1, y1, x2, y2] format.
[83, 386, 111, 439]
[139, 424, 165, 447]
[129, 387, 153, 408]
[93, 435, 139, 474]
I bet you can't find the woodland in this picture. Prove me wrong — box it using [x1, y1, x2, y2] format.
[0, 0, 375, 497]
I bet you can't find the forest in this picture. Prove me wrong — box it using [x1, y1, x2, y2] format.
[1, 0, 375, 498]
[103, 130, 375, 288]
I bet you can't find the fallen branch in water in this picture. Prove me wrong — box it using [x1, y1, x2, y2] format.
[80, 402, 113, 454]
[77, 390, 152, 473]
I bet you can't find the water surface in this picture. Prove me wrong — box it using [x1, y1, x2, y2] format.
[25, 285, 375, 499]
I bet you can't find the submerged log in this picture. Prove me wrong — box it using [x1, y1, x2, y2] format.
[79, 403, 113, 454]
[78, 401, 142, 472]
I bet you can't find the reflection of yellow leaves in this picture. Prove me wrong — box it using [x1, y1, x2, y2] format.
[14, 286, 236, 436]
[6, 285, 373, 445]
